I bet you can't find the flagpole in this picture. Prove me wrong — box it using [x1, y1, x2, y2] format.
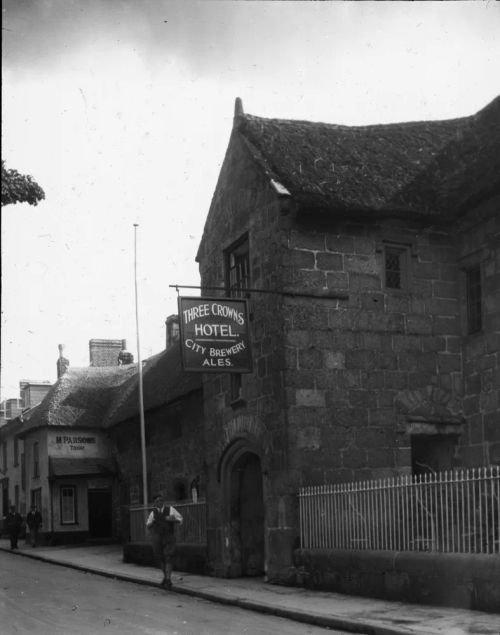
[134, 223, 148, 507]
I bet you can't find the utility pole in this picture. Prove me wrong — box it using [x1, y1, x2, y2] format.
[134, 224, 148, 507]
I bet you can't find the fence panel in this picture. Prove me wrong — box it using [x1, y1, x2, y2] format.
[128, 499, 207, 545]
[299, 467, 500, 554]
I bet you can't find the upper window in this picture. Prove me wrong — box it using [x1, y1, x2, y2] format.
[1, 442, 6, 473]
[14, 437, 19, 467]
[384, 245, 408, 290]
[466, 266, 482, 334]
[33, 442, 40, 478]
[225, 235, 250, 298]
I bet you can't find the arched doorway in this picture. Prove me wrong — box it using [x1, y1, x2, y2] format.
[231, 452, 265, 576]
[220, 440, 265, 577]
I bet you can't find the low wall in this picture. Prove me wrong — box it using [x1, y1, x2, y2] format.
[293, 549, 500, 614]
[123, 542, 207, 575]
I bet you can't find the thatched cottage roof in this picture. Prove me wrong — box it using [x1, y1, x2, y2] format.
[104, 344, 202, 428]
[19, 365, 138, 435]
[231, 96, 500, 218]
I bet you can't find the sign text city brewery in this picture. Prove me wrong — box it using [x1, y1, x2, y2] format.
[179, 296, 252, 372]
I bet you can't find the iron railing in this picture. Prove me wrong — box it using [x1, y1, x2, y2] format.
[299, 467, 500, 554]
[128, 499, 207, 545]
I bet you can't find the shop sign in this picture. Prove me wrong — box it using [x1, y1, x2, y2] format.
[178, 296, 252, 373]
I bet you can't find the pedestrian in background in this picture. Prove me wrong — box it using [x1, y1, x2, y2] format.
[26, 504, 42, 547]
[6, 505, 23, 550]
[146, 494, 183, 589]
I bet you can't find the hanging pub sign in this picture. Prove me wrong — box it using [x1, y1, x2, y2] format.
[178, 296, 252, 373]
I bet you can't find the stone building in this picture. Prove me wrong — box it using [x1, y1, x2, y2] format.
[104, 334, 203, 514]
[195, 97, 500, 582]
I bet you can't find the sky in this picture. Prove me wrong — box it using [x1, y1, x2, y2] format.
[1, 0, 499, 401]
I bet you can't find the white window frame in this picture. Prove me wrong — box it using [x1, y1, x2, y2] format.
[60, 485, 77, 525]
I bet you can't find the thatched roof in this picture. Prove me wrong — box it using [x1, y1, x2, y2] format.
[232, 96, 500, 218]
[104, 344, 202, 428]
[19, 365, 138, 435]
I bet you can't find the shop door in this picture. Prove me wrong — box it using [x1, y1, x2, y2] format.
[88, 490, 112, 538]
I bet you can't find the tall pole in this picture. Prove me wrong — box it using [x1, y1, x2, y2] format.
[134, 224, 148, 507]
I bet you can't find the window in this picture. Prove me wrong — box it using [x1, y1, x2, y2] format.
[225, 235, 250, 298]
[1, 442, 6, 473]
[60, 486, 77, 524]
[33, 442, 40, 478]
[14, 484, 19, 510]
[31, 487, 42, 511]
[466, 266, 482, 334]
[384, 245, 407, 290]
[21, 454, 26, 490]
[225, 236, 250, 405]
[14, 438, 19, 467]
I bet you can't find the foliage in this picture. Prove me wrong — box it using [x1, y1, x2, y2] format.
[1, 160, 45, 207]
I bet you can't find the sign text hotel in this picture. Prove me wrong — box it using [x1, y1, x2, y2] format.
[179, 297, 252, 373]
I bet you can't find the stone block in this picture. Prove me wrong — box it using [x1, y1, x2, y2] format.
[298, 347, 324, 369]
[296, 389, 326, 408]
[344, 254, 378, 274]
[326, 271, 349, 289]
[288, 230, 325, 251]
[433, 315, 461, 336]
[325, 235, 354, 253]
[297, 426, 322, 450]
[406, 315, 433, 335]
[353, 237, 375, 254]
[385, 371, 409, 390]
[367, 447, 395, 468]
[341, 447, 367, 469]
[361, 371, 385, 389]
[324, 350, 345, 369]
[316, 252, 343, 271]
[433, 280, 459, 299]
[437, 353, 462, 373]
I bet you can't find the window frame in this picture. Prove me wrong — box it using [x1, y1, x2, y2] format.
[465, 265, 482, 335]
[60, 485, 77, 525]
[13, 437, 19, 467]
[383, 243, 409, 291]
[33, 441, 40, 478]
[225, 234, 250, 298]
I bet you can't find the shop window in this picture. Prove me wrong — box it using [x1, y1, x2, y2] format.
[33, 442, 39, 478]
[384, 245, 408, 290]
[60, 486, 77, 524]
[466, 266, 482, 334]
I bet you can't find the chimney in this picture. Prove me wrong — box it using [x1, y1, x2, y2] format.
[118, 340, 134, 365]
[57, 344, 70, 378]
[89, 339, 124, 366]
[165, 314, 180, 350]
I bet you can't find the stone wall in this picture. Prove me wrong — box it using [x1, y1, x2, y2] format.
[456, 197, 500, 466]
[110, 391, 205, 510]
[282, 213, 469, 485]
[198, 132, 295, 578]
[294, 548, 500, 613]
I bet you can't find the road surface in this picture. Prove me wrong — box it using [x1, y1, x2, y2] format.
[1, 551, 348, 635]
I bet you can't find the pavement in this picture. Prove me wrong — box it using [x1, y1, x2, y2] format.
[1, 540, 499, 635]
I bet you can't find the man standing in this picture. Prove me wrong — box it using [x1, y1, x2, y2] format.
[6, 505, 23, 550]
[146, 494, 183, 589]
[26, 504, 42, 547]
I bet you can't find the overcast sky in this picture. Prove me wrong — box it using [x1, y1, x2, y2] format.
[1, 0, 499, 400]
